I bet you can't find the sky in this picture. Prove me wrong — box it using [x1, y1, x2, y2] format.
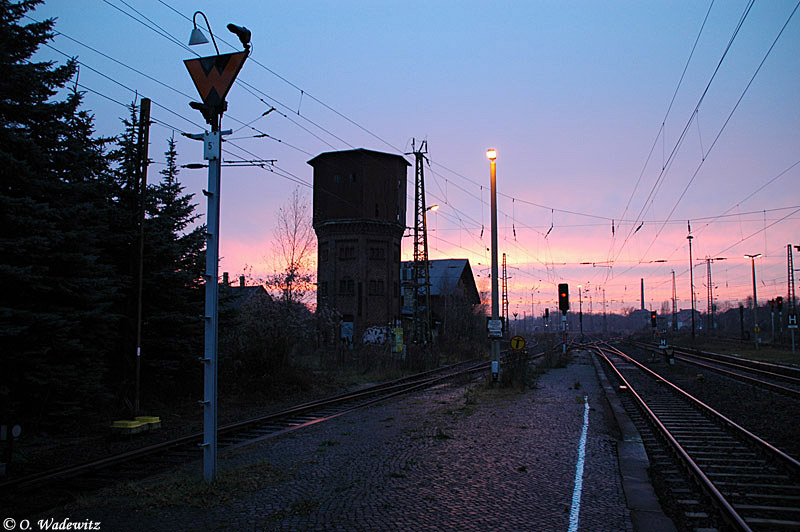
[32, 0, 800, 318]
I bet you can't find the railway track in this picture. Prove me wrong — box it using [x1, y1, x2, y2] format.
[633, 341, 800, 399]
[594, 342, 800, 531]
[1, 355, 533, 517]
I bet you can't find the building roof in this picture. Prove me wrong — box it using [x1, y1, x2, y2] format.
[307, 148, 411, 167]
[219, 284, 270, 311]
[402, 258, 480, 304]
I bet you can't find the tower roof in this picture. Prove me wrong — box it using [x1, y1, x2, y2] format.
[307, 148, 410, 167]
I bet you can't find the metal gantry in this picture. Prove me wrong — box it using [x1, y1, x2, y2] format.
[410, 139, 432, 346]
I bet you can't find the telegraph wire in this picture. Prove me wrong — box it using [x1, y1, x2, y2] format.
[39, 1, 799, 298]
[613, 0, 716, 238]
[604, 0, 756, 280]
[635, 1, 800, 262]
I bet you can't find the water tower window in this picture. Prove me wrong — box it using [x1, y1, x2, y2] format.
[349, 173, 357, 183]
[319, 281, 328, 297]
[333, 174, 341, 184]
[339, 278, 354, 295]
[369, 279, 386, 295]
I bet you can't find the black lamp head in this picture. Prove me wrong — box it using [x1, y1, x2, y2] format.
[227, 23, 251, 51]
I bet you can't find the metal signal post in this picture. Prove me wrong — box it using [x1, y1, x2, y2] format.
[184, 14, 250, 483]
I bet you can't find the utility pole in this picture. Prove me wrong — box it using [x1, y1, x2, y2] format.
[578, 284, 583, 340]
[671, 270, 678, 331]
[687, 229, 696, 341]
[789, 244, 797, 353]
[745, 253, 762, 350]
[602, 288, 607, 334]
[704, 257, 726, 334]
[502, 253, 509, 336]
[410, 139, 432, 347]
[133, 98, 150, 417]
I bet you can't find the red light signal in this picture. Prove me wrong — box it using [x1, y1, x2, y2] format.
[558, 283, 569, 314]
[650, 311, 657, 328]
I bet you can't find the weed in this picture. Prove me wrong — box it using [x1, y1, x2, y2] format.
[75, 459, 286, 510]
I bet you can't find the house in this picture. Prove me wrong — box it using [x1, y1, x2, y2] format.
[219, 272, 271, 312]
[401, 259, 481, 337]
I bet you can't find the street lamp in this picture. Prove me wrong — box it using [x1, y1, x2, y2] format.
[487, 148, 500, 381]
[745, 253, 762, 350]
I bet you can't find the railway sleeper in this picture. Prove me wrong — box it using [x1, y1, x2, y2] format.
[744, 517, 800, 531]
[734, 503, 800, 515]
[704, 471, 791, 482]
[714, 481, 800, 494]
[730, 492, 800, 502]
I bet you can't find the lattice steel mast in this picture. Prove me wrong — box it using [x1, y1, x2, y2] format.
[410, 139, 432, 345]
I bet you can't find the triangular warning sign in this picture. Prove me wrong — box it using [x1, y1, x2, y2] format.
[184, 51, 247, 108]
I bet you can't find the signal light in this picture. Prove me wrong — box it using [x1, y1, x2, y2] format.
[558, 283, 569, 314]
[650, 311, 657, 328]
[777, 296, 784, 312]
[544, 308, 549, 319]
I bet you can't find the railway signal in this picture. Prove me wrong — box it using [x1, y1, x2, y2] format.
[650, 311, 657, 328]
[558, 283, 569, 314]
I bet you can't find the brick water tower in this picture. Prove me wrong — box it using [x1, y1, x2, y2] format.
[308, 148, 409, 343]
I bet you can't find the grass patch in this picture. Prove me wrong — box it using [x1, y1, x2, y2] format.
[75, 459, 286, 510]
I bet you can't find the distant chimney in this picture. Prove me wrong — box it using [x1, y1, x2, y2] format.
[239, 275, 245, 287]
[223, 272, 229, 287]
[641, 278, 645, 310]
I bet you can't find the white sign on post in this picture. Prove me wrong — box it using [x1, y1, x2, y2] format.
[488, 319, 503, 338]
[789, 313, 798, 329]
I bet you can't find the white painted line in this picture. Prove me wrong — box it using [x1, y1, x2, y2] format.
[568, 394, 590, 532]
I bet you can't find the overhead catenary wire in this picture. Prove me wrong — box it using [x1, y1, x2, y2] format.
[33, 1, 799, 309]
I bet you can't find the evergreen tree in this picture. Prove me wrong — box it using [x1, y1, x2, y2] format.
[0, 1, 117, 426]
[140, 136, 205, 389]
[103, 103, 145, 407]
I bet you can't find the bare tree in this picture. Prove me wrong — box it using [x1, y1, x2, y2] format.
[266, 187, 316, 306]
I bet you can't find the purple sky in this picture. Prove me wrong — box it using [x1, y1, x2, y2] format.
[33, 1, 800, 316]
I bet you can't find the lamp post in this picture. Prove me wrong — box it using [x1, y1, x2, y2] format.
[487, 148, 500, 382]
[185, 12, 250, 484]
[745, 253, 762, 350]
